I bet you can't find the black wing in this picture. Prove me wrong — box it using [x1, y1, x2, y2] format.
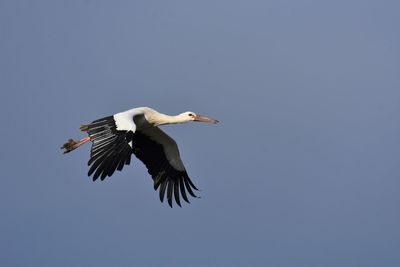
[131, 129, 199, 207]
[83, 116, 134, 181]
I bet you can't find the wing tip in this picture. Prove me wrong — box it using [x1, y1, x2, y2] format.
[154, 173, 200, 207]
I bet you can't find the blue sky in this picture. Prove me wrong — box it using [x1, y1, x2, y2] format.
[1, 1, 399, 266]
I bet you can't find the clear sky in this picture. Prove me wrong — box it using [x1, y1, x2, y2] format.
[1, 0, 399, 266]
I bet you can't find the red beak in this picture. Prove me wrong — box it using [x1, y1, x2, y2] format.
[193, 114, 219, 124]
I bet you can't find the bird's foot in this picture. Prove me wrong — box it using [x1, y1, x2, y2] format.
[61, 137, 90, 154]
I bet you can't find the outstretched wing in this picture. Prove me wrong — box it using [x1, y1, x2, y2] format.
[132, 127, 199, 207]
[83, 116, 134, 181]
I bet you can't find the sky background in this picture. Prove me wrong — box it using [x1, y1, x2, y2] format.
[1, 0, 399, 266]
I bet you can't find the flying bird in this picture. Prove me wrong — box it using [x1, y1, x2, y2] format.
[61, 107, 219, 207]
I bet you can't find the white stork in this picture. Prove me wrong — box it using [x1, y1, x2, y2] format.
[61, 107, 219, 207]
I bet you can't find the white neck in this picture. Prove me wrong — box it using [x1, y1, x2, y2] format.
[152, 114, 190, 126]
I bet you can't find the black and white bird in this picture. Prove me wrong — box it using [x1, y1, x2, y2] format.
[61, 107, 219, 207]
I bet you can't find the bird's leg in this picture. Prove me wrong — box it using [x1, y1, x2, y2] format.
[61, 136, 91, 154]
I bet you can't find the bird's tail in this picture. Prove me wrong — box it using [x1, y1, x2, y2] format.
[61, 137, 91, 154]
[80, 124, 89, 131]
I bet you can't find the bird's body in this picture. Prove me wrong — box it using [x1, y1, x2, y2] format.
[62, 107, 218, 207]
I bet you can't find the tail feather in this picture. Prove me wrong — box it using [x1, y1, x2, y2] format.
[80, 124, 89, 131]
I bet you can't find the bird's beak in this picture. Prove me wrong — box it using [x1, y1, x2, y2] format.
[193, 114, 219, 124]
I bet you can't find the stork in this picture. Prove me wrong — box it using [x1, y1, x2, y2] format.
[61, 107, 219, 207]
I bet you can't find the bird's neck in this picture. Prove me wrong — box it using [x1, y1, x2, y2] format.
[153, 114, 186, 126]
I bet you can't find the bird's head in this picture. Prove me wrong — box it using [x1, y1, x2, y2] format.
[179, 111, 219, 124]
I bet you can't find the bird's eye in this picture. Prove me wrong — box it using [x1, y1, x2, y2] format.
[188, 113, 194, 117]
